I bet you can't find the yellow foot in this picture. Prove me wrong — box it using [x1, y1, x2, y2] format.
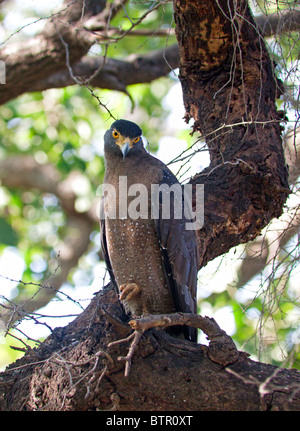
[119, 282, 141, 301]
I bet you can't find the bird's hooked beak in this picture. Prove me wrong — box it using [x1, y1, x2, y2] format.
[121, 141, 130, 159]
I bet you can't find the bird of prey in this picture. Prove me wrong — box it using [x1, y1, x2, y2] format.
[100, 119, 199, 342]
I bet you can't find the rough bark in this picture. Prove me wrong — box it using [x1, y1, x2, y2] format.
[0, 157, 96, 323]
[0, 0, 179, 105]
[174, 0, 289, 267]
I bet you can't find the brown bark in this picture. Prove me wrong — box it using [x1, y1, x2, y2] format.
[26, 45, 179, 94]
[0, 0, 179, 105]
[174, 0, 289, 267]
[1, 285, 299, 411]
[0, 0, 136, 105]
[1, 3, 298, 105]
[0, 0, 296, 411]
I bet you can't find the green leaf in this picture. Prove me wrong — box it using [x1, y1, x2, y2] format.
[0, 217, 18, 246]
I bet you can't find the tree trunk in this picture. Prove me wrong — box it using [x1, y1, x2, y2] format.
[0, 0, 296, 411]
[173, 0, 289, 267]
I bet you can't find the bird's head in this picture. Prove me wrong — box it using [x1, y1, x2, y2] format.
[104, 119, 143, 159]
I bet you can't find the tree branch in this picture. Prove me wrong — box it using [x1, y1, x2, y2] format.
[26, 45, 179, 94]
[129, 312, 240, 366]
[1, 3, 298, 105]
[0, 0, 121, 104]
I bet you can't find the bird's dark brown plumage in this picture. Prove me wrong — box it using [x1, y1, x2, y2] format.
[100, 119, 198, 341]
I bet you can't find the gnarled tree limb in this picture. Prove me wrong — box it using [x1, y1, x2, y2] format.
[26, 45, 179, 94]
[1, 285, 299, 411]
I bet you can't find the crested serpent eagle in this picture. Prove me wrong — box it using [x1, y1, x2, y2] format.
[100, 119, 199, 342]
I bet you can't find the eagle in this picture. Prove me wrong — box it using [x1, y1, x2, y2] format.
[100, 119, 198, 342]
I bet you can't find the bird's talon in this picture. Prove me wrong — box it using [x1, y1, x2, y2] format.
[119, 283, 141, 301]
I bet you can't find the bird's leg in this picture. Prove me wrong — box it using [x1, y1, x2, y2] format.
[119, 282, 141, 301]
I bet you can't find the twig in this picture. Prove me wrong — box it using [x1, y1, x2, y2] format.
[88, 26, 175, 38]
[108, 330, 144, 377]
[57, 30, 116, 119]
[118, 330, 143, 377]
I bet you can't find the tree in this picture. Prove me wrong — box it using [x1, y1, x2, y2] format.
[0, 0, 299, 411]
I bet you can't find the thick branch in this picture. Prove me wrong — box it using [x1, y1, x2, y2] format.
[1, 285, 299, 411]
[1, 4, 298, 105]
[26, 45, 179, 94]
[0, 0, 117, 105]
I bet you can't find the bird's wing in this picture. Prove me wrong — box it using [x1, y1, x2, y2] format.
[99, 197, 117, 289]
[153, 168, 199, 342]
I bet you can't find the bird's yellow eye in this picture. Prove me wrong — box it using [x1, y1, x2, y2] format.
[112, 130, 119, 139]
[133, 137, 139, 144]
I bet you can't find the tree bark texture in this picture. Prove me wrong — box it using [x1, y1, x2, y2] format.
[174, 0, 289, 268]
[0, 0, 297, 411]
[1, 285, 299, 411]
